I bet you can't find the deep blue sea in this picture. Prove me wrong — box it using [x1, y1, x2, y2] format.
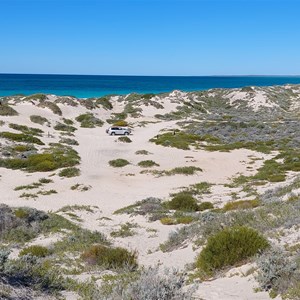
[1, 74, 300, 98]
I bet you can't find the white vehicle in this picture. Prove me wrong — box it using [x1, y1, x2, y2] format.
[106, 126, 131, 136]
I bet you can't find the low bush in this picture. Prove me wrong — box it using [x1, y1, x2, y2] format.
[166, 193, 199, 212]
[30, 115, 49, 125]
[9, 123, 43, 136]
[25, 93, 47, 101]
[62, 118, 74, 125]
[167, 166, 202, 175]
[160, 217, 177, 225]
[113, 120, 128, 127]
[95, 96, 113, 110]
[118, 136, 132, 143]
[54, 122, 76, 132]
[81, 245, 138, 270]
[19, 245, 50, 258]
[135, 150, 151, 155]
[13, 144, 36, 152]
[59, 137, 79, 146]
[198, 201, 214, 211]
[53, 229, 107, 253]
[223, 199, 260, 211]
[37, 101, 62, 115]
[1, 255, 66, 293]
[256, 247, 297, 295]
[1, 144, 80, 172]
[196, 226, 269, 274]
[137, 160, 159, 168]
[109, 159, 130, 168]
[75, 113, 104, 128]
[0, 104, 18, 116]
[59, 167, 80, 178]
[150, 131, 203, 150]
[0, 132, 44, 145]
[101, 265, 195, 300]
[110, 222, 137, 238]
[38, 178, 53, 184]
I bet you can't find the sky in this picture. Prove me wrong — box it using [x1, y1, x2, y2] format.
[0, 0, 300, 76]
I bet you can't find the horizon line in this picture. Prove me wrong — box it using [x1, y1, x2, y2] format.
[1, 73, 300, 77]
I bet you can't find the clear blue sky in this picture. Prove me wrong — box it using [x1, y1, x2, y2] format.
[0, 0, 299, 76]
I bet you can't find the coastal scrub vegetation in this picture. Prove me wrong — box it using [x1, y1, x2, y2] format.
[37, 101, 62, 115]
[95, 96, 113, 110]
[118, 136, 132, 143]
[196, 226, 269, 275]
[0, 204, 150, 299]
[24, 93, 47, 101]
[0, 104, 18, 116]
[109, 159, 130, 168]
[9, 123, 44, 136]
[82, 245, 138, 270]
[54, 122, 77, 132]
[0, 131, 44, 145]
[0, 144, 80, 172]
[150, 131, 203, 150]
[30, 115, 49, 125]
[75, 113, 104, 128]
[59, 167, 80, 178]
[137, 160, 159, 168]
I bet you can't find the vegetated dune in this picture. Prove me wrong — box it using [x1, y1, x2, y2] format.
[1, 85, 300, 299]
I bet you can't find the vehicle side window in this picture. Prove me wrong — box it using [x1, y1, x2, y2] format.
[111, 127, 118, 130]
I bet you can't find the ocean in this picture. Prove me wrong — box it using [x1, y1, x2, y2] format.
[1, 74, 300, 98]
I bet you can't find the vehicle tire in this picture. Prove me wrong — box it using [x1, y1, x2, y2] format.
[111, 132, 115, 136]
[124, 132, 129, 136]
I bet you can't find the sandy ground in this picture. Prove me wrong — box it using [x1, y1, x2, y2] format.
[0, 97, 277, 299]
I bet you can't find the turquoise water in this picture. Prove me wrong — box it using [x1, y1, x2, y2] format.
[1, 74, 300, 98]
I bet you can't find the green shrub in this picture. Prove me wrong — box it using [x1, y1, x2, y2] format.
[168, 166, 202, 175]
[109, 159, 130, 168]
[62, 118, 74, 125]
[13, 144, 36, 152]
[95, 96, 113, 110]
[14, 182, 42, 191]
[166, 193, 199, 212]
[41, 213, 78, 234]
[9, 123, 43, 136]
[54, 122, 76, 132]
[25, 93, 47, 101]
[223, 199, 260, 211]
[30, 115, 49, 125]
[150, 131, 203, 150]
[110, 222, 137, 238]
[59, 137, 79, 146]
[81, 245, 138, 270]
[19, 245, 50, 257]
[198, 201, 214, 211]
[39, 178, 53, 184]
[38, 101, 62, 115]
[59, 167, 80, 178]
[0, 132, 44, 145]
[118, 136, 132, 143]
[160, 217, 177, 225]
[1, 145, 80, 172]
[75, 113, 104, 128]
[135, 150, 151, 155]
[14, 208, 29, 219]
[0, 104, 18, 116]
[196, 226, 269, 274]
[113, 120, 128, 126]
[138, 160, 159, 168]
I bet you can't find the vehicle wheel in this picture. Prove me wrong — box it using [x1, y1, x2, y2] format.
[111, 132, 115, 136]
[124, 132, 129, 135]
